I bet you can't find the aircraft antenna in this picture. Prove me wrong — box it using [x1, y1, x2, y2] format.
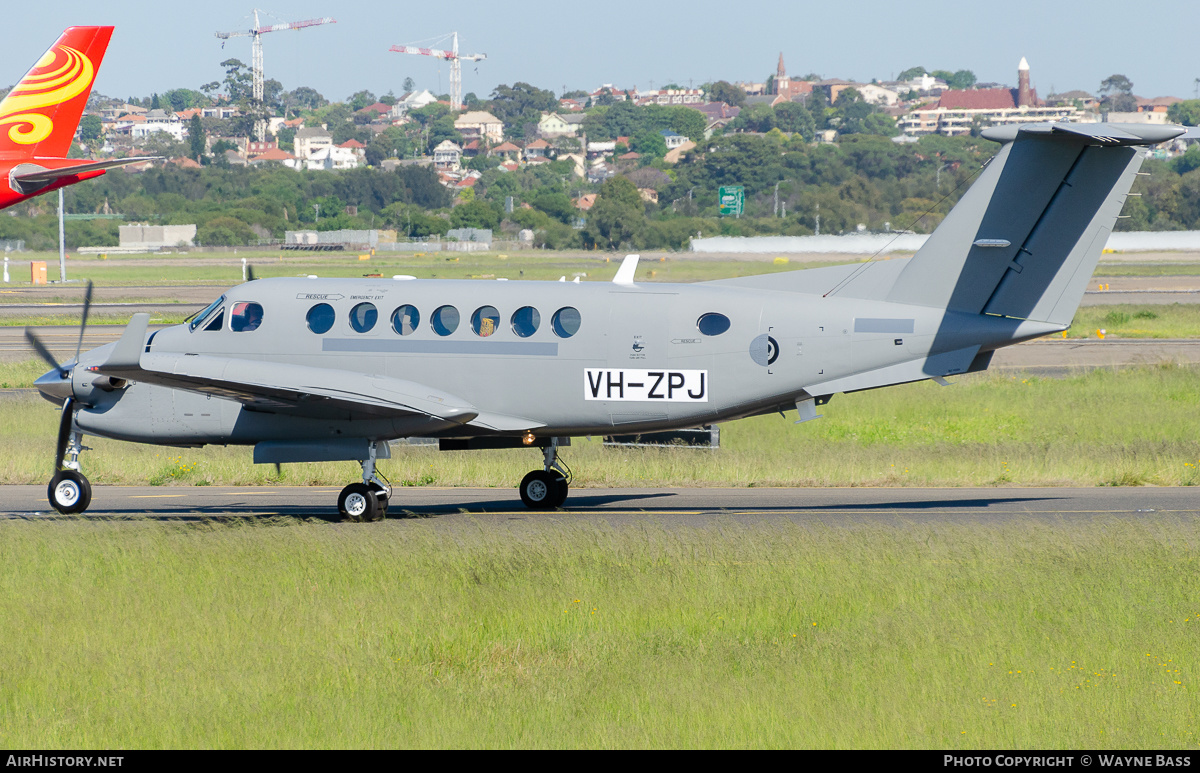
[389, 31, 487, 110]
[216, 9, 336, 140]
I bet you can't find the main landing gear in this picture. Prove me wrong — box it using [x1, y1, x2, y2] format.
[519, 440, 571, 510]
[338, 441, 390, 522]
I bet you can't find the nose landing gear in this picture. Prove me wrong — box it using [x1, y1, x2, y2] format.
[519, 439, 570, 510]
[338, 441, 390, 522]
[48, 410, 92, 515]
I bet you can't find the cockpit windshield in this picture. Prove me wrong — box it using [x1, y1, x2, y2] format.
[189, 295, 225, 332]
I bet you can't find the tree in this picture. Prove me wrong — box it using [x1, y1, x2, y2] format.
[288, 86, 327, 110]
[774, 102, 815, 140]
[403, 77, 416, 94]
[488, 82, 557, 129]
[189, 114, 205, 162]
[78, 115, 102, 142]
[220, 59, 253, 104]
[1168, 100, 1200, 126]
[450, 199, 501, 230]
[584, 176, 643, 248]
[705, 80, 746, 108]
[631, 130, 667, 159]
[896, 66, 927, 82]
[1099, 74, 1137, 112]
[347, 90, 377, 111]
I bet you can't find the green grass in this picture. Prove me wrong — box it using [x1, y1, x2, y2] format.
[1067, 304, 1200, 339]
[1097, 261, 1200, 276]
[0, 516, 1196, 748]
[3, 365, 1200, 488]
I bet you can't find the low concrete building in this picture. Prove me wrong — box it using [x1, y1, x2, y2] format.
[119, 224, 196, 249]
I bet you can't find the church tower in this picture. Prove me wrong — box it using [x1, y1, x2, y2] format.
[775, 52, 790, 97]
[1017, 57, 1032, 107]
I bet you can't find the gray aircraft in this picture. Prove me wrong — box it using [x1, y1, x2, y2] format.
[28, 122, 1184, 519]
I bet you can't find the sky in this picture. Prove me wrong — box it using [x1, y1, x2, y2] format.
[1, 1, 1194, 103]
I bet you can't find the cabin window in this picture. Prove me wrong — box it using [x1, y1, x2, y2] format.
[697, 313, 731, 336]
[189, 295, 225, 331]
[471, 306, 500, 337]
[391, 305, 420, 335]
[511, 306, 540, 337]
[306, 303, 335, 334]
[432, 305, 459, 336]
[349, 302, 378, 333]
[552, 307, 581, 338]
[230, 302, 264, 332]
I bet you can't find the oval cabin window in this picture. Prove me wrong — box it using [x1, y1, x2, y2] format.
[697, 313, 731, 336]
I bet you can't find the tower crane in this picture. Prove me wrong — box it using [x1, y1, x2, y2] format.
[389, 32, 485, 111]
[216, 9, 336, 139]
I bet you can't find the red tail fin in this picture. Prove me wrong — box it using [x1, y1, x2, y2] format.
[0, 26, 113, 159]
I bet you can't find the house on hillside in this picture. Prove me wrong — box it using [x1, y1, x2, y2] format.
[538, 112, 577, 138]
[249, 148, 299, 168]
[131, 109, 185, 141]
[306, 146, 359, 170]
[295, 127, 333, 159]
[338, 138, 367, 159]
[454, 110, 504, 143]
[433, 140, 463, 172]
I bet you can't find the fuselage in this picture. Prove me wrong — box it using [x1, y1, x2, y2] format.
[69, 275, 1055, 447]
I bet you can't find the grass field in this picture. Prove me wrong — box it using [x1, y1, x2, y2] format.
[3, 365, 1199, 488]
[0, 515, 1196, 748]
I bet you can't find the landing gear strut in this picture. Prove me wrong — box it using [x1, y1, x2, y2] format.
[519, 439, 570, 510]
[49, 425, 91, 514]
[338, 441, 390, 522]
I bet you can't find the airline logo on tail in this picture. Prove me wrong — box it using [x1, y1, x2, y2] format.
[0, 26, 112, 158]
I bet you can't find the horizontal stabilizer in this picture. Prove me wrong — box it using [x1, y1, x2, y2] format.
[12, 157, 159, 188]
[982, 122, 1184, 146]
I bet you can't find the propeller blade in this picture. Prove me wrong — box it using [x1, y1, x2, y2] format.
[25, 328, 66, 377]
[54, 397, 74, 472]
[74, 280, 94, 365]
[247, 264, 257, 281]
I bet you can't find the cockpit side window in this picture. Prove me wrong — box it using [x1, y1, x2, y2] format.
[189, 295, 225, 332]
[203, 310, 225, 331]
[230, 302, 264, 332]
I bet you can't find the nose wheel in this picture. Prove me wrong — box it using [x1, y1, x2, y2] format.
[49, 469, 91, 514]
[519, 439, 570, 510]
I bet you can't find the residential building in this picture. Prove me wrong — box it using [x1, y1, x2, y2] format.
[249, 148, 299, 168]
[538, 113, 577, 138]
[524, 138, 551, 161]
[392, 90, 438, 118]
[201, 106, 238, 119]
[294, 126, 333, 159]
[857, 83, 899, 106]
[635, 88, 706, 106]
[454, 110, 504, 143]
[660, 130, 688, 150]
[131, 109, 185, 141]
[306, 146, 360, 170]
[247, 140, 277, 155]
[338, 138, 367, 159]
[433, 140, 463, 171]
[489, 141, 522, 161]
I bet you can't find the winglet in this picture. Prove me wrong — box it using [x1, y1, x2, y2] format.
[102, 313, 150, 370]
[612, 254, 639, 285]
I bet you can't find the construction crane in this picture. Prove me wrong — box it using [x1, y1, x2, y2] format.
[389, 32, 486, 111]
[215, 9, 336, 139]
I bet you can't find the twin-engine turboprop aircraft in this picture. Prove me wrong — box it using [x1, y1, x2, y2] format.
[28, 122, 1185, 519]
[0, 27, 155, 211]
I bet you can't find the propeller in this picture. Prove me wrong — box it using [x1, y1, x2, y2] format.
[247, 264, 257, 281]
[26, 282, 94, 468]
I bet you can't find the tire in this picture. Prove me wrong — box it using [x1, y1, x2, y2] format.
[48, 470, 92, 514]
[519, 470, 559, 510]
[368, 482, 389, 521]
[550, 476, 569, 509]
[338, 483, 377, 523]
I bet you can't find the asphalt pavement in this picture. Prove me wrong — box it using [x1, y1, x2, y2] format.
[1, 485, 1195, 527]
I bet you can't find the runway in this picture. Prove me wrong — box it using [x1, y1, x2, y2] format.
[1, 485, 1196, 526]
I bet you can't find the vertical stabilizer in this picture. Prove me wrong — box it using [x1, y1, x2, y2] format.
[875, 123, 1181, 326]
[0, 27, 113, 159]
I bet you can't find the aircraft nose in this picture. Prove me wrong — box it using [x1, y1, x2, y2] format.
[34, 367, 73, 404]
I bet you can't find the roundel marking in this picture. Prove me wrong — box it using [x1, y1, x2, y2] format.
[749, 334, 780, 366]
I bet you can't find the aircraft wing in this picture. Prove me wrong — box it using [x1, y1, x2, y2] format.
[95, 314, 481, 424]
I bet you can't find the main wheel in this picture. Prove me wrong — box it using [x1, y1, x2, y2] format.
[519, 470, 559, 510]
[48, 470, 91, 514]
[550, 476, 569, 509]
[368, 482, 389, 521]
[338, 483, 378, 523]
